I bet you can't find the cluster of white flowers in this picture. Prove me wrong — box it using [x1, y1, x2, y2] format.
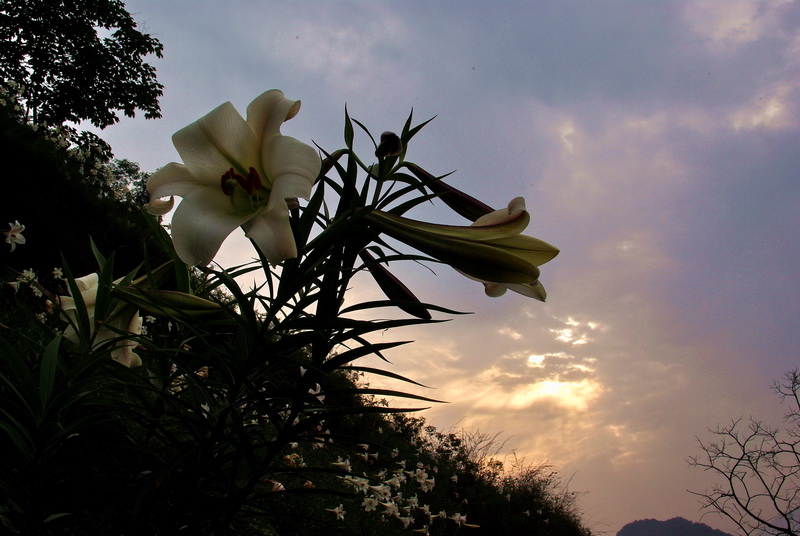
[328, 447, 474, 533]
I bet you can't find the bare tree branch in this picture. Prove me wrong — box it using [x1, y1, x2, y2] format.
[689, 370, 800, 536]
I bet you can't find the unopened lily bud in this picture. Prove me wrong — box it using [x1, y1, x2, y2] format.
[375, 131, 403, 158]
[403, 162, 493, 222]
[365, 200, 558, 301]
[359, 249, 431, 319]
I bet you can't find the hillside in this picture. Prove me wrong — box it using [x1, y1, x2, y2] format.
[618, 517, 733, 536]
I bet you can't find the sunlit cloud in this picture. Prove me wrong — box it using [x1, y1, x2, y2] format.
[683, 0, 793, 51]
[730, 83, 798, 130]
[499, 327, 524, 340]
[549, 316, 603, 346]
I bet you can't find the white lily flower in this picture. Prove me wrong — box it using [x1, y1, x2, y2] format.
[59, 273, 143, 368]
[450, 513, 467, 525]
[361, 496, 378, 512]
[4, 220, 25, 252]
[147, 90, 321, 266]
[381, 501, 400, 517]
[366, 197, 558, 301]
[325, 504, 346, 520]
[463, 198, 556, 300]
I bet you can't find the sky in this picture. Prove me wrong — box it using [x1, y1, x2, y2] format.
[94, 1, 800, 533]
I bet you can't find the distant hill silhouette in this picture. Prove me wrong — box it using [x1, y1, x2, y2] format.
[618, 517, 734, 536]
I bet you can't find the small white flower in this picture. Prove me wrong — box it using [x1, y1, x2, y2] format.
[331, 457, 351, 473]
[381, 501, 399, 517]
[308, 383, 325, 402]
[420, 478, 435, 492]
[325, 504, 345, 521]
[413, 468, 428, 483]
[52, 267, 64, 279]
[369, 484, 391, 500]
[451, 513, 467, 526]
[18, 268, 36, 283]
[384, 475, 404, 488]
[344, 476, 370, 493]
[361, 496, 378, 512]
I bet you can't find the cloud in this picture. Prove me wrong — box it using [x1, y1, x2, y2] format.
[683, 0, 795, 51]
[247, 2, 417, 96]
[730, 82, 799, 130]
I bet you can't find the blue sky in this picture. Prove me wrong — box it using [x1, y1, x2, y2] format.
[97, 1, 800, 532]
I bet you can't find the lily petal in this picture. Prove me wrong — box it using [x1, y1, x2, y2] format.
[147, 163, 200, 201]
[369, 203, 532, 242]
[262, 135, 321, 204]
[474, 278, 547, 301]
[170, 190, 253, 266]
[506, 281, 547, 301]
[242, 207, 297, 264]
[172, 101, 260, 180]
[246, 89, 302, 146]
[147, 196, 174, 216]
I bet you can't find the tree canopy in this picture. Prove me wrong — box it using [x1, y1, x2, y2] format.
[0, 0, 163, 128]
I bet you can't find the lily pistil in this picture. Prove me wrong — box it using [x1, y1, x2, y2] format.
[221, 167, 264, 196]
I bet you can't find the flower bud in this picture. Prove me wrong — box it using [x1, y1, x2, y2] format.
[375, 131, 403, 158]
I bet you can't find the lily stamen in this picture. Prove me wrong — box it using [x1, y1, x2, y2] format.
[245, 167, 262, 194]
[221, 167, 265, 197]
[220, 168, 248, 196]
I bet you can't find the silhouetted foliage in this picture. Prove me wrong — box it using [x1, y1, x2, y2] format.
[0, 102, 168, 279]
[618, 517, 733, 536]
[0, 0, 163, 128]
